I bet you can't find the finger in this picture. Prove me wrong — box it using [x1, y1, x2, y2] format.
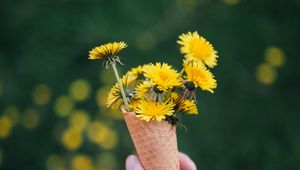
[125, 155, 144, 170]
[179, 152, 197, 170]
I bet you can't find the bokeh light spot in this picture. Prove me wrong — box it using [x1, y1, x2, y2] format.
[224, 0, 240, 5]
[3, 105, 20, 125]
[21, 109, 40, 129]
[264, 46, 285, 67]
[71, 155, 94, 170]
[32, 84, 51, 105]
[256, 63, 277, 85]
[69, 79, 91, 102]
[46, 154, 65, 170]
[99, 128, 118, 150]
[95, 87, 109, 108]
[96, 153, 117, 170]
[0, 116, 13, 139]
[69, 110, 90, 132]
[61, 127, 82, 151]
[87, 121, 109, 144]
[54, 96, 74, 118]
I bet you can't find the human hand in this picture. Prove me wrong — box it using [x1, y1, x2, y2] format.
[125, 152, 197, 170]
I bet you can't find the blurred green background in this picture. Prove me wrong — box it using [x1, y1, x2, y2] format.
[1, 0, 300, 169]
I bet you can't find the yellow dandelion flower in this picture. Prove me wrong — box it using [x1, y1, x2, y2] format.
[88, 41, 127, 60]
[143, 62, 182, 91]
[134, 81, 154, 99]
[178, 31, 218, 68]
[129, 99, 140, 110]
[178, 99, 198, 115]
[170, 92, 179, 101]
[89, 41, 127, 68]
[183, 60, 217, 93]
[106, 68, 141, 108]
[135, 100, 175, 121]
[106, 83, 122, 108]
[127, 65, 144, 78]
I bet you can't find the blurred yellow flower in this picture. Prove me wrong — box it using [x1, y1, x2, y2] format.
[264, 47, 285, 67]
[69, 79, 91, 102]
[69, 110, 90, 131]
[136, 100, 175, 121]
[32, 84, 51, 105]
[183, 60, 217, 93]
[178, 31, 218, 68]
[46, 154, 66, 170]
[22, 109, 40, 129]
[54, 96, 74, 117]
[143, 62, 182, 91]
[178, 99, 198, 115]
[256, 63, 277, 85]
[3, 105, 20, 125]
[96, 87, 110, 108]
[71, 155, 94, 170]
[99, 128, 118, 150]
[87, 121, 109, 144]
[223, 0, 240, 5]
[61, 127, 82, 150]
[96, 153, 117, 170]
[0, 116, 13, 139]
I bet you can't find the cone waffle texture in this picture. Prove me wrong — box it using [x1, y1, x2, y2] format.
[121, 106, 179, 170]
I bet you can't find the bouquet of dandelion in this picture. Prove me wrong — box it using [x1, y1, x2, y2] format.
[88, 31, 218, 170]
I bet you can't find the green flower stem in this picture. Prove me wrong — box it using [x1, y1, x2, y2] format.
[111, 63, 130, 111]
[178, 68, 184, 77]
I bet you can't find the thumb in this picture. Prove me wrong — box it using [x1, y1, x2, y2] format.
[125, 155, 144, 170]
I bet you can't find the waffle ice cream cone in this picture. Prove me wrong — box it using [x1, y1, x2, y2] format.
[120, 106, 179, 170]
